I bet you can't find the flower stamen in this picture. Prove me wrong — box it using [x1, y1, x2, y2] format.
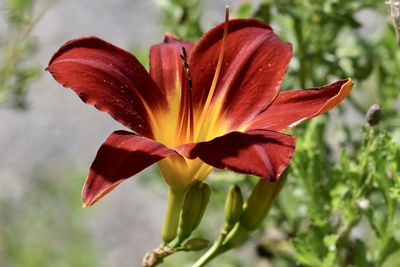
[196, 5, 229, 140]
[177, 46, 194, 143]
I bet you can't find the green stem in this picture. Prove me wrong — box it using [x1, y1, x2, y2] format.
[162, 187, 186, 244]
[192, 225, 239, 267]
[222, 224, 250, 248]
[376, 185, 397, 265]
[193, 224, 251, 267]
[293, 17, 307, 88]
[192, 233, 227, 267]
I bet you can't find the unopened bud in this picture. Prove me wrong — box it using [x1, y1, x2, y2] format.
[224, 185, 243, 229]
[178, 181, 211, 239]
[388, 0, 400, 43]
[240, 173, 287, 230]
[366, 104, 381, 126]
[183, 238, 209, 251]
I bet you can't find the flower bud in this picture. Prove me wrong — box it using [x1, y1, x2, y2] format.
[183, 238, 209, 251]
[178, 180, 211, 240]
[224, 184, 243, 229]
[366, 104, 381, 126]
[389, 0, 400, 43]
[240, 173, 287, 231]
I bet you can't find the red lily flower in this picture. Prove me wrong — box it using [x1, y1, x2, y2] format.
[47, 11, 352, 207]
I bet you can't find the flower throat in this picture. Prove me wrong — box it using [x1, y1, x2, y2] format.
[176, 6, 230, 146]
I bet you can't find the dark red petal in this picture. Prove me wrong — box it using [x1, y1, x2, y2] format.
[150, 33, 194, 98]
[247, 79, 353, 132]
[47, 37, 166, 137]
[178, 130, 295, 181]
[82, 130, 177, 207]
[189, 19, 292, 129]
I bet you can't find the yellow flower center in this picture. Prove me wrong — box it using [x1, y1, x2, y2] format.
[154, 7, 230, 189]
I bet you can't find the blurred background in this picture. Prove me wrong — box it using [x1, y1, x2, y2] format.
[0, 1, 242, 266]
[1, 0, 399, 267]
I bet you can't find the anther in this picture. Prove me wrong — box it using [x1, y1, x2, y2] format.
[176, 46, 195, 142]
[180, 47, 193, 90]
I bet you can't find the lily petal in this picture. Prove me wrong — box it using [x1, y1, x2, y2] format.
[150, 33, 194, 99]
[47, 37, 166, 138]
[148, 34, 196, 146]
[178, 130, 295, 181]
[82, 130, 177, 207]
[189, 19, 292, 129]
[247, 79, 353, 132]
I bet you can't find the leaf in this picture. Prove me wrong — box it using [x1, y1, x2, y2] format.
[354, 239, 368, 267]
[379, 238, 400, 266]
[236, 3, 253, 18]
[382, 249, 400, 267]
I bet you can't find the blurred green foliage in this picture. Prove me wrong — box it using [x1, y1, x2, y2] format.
[154, 0, 202, 40]
[268, 118, 400, 267]
[153, 0, 400, 266]
[0, 0, 50, 108]
[0, 171, 103, 267]
[244, 0, 398, 129]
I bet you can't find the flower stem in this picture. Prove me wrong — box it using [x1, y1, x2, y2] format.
[162, 187, 186, 244]
[293, 17, 307, 89]
[193, 225, 250, 267]
[193, 175, 288, 266]
[192, 232, 226, 267]
[142, 246, 176, 267]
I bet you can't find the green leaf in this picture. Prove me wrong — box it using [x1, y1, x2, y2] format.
[382, 249, 400, 267]
[378, 238, 400, 266]
[236, 3, 253, 18]
[354, 239, 368, 267]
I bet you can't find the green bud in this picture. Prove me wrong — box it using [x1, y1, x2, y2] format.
[183, 238, 210, 251]
[178, 181, 211, 240]
[224, 184, 243, 229]
[240, 173, 287, 230]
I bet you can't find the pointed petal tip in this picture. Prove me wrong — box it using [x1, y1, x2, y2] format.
[320, 77, 353, 113]
[342, 77, 353, 89]
[163, 32, 177, 43]
[81, 191, 96, 208]
[247, 77, 353, 132]
[81, 177, 123, 208]
[345, 77, 353, 90]
[79, 131, 177, 207]
[81, 184, 95, 208]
